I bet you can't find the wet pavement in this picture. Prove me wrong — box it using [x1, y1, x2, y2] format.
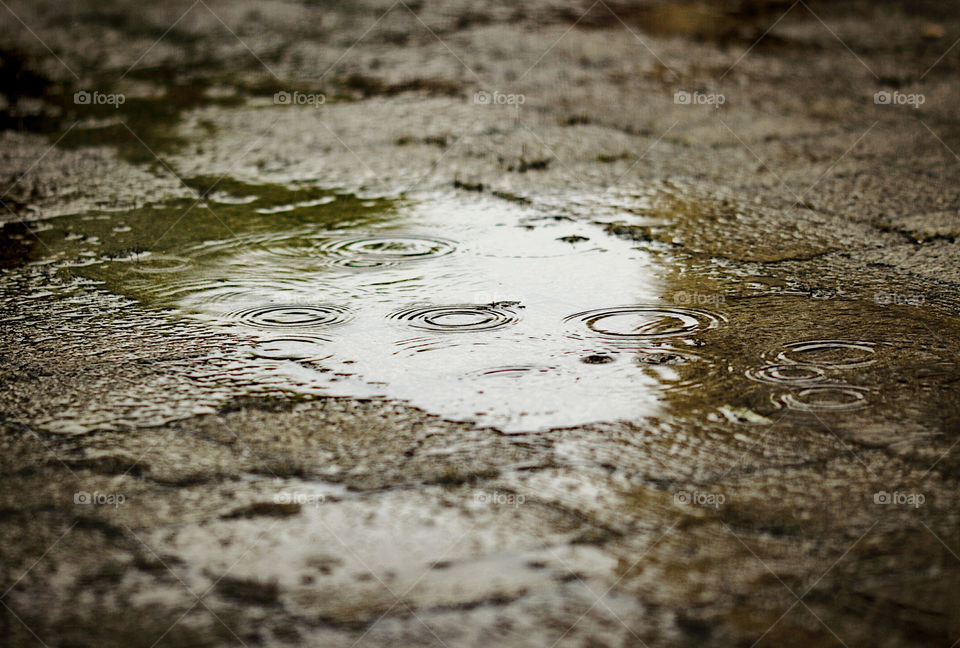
[2, 1, 960, 647]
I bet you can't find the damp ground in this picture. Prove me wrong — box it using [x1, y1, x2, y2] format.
[2, 1, 960, 647]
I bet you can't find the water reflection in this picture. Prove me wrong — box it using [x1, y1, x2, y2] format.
[13, 179, 960, 434]
[29, 182, 734, 431]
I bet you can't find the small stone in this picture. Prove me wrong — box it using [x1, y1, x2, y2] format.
[581, 354, 614, 364]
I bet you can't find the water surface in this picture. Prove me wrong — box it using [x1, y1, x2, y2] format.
[25, 180, 731, 431]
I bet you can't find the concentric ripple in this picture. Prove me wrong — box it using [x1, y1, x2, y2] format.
[564, 306, 723, 341]
[745, 364, 828, 386]
[773, 340, 877, 369]
[320, 235, 456, 268]
[389, 305, 520, 333]
[122, 254, 191, 274]
[467, 364, 556, 379]
[229, 305, 351, 329]
[782, 386, 869, 412]
[392, 336, 493, 355]
[248, 335, 333, 361]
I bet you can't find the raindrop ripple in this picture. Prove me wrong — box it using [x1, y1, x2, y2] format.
[229, 305, 352, 329]
[389, 304, 520, 332]
[564, 305, 724, 340]
[320, 235, 456, 268]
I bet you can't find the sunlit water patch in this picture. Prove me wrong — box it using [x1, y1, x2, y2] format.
[259, 194, 695, 431]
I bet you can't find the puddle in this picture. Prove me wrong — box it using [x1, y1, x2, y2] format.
[200, 193, 683, 432]
[650, 292, 960, 433]
[14, 179, 960, 435]
[21, 180, 721, 431]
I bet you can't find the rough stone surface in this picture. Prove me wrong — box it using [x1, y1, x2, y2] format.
[2, 1, 960, 647]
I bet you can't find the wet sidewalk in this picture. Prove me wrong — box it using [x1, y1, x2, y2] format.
[2, 1, 960, 646]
